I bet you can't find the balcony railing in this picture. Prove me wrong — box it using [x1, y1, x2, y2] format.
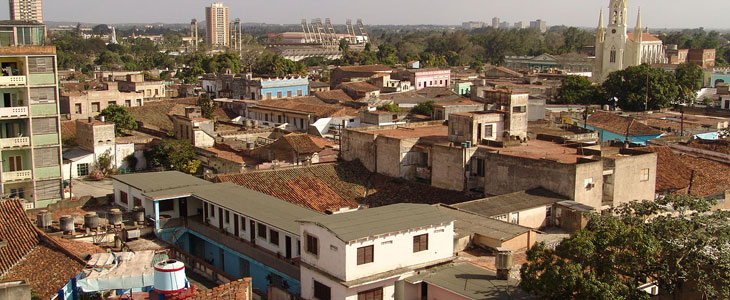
[3, 170, 32, 182]
[0, 76, 26, 87]
[0, 107, 28, 118]
[0, 137, 29, 149]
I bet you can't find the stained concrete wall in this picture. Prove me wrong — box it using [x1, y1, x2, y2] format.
[0, 280, 30, 300]
[482, 151, 604, 209]
[341, 129, 377, 171]
[605, 152, 657, 206]
[431, 144, 478, 191]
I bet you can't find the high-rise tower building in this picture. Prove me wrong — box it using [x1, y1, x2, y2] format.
[9, 0, 43, 23]
[0, 21, 63, 209]
[205, 2, 229, 47]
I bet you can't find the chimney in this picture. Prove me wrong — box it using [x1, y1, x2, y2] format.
[495, 247, 513, 280]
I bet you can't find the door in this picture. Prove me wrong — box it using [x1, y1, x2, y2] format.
[285, 236, 292, 259]
[249, 220, 255, 242]
[3, 93, 9, 107]
[218, 208, 223, 229]
[179, 198, 188, 218]
[9, 156, 21, 171]
[234, 215, 239, 237]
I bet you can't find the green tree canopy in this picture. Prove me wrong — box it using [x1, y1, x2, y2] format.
[520, 195, 730, 300]
[602, 64, 680, 111]
[557, 75, 596, 104]
[98, 105, 137, 136]
[196, 94, 214, 119]
[147, 139, 201, 174]
[410, 101, 435, 116]
[674, 62, 704, 103]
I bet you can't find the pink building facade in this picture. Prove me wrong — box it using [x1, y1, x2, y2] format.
[408, 68, 452, 90]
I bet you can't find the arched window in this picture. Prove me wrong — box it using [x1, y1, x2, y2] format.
[610, 48, 617, 63]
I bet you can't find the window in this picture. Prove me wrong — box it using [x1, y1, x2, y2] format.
[125, 100, 131, 107]
[210, 204, 215, 217]
[546, 205, 552, 217]
[27, 57, 54, 73]
[610, 49, 617, 63]
[313, 280, 331, 300]
[120, 191, 128, 204]
[240, 216, 246, 230]
[77, 163, 89, 176]
[269, 229, 279, 245]
[358, 287, 383, 300]
[91, 102, 100, 112]
[413, 234, 428, 252]
[31, 118, 57, 135]
[357, 245, 374, 265]
[640, 168, 650, 182]
[159, 200, 174, 212]
[257, 223, 267, 238]
[74, 103, 81, 114]
[287, 91, 292, 97]
[136, 99, 142, 106]
[108, 101, 116, 106]
[306, 233, 319, 255]
[9, 188, 24, 199]
[277, 91, 282, 98]
[225, 210, 230, 223]
[266, 92, 272, 99]
[485, 124, 494, 137]
[134, 197, 141, 207]
[297, 90, 303, 96]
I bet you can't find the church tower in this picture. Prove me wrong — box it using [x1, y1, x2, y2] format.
[595, 0, 629, 82]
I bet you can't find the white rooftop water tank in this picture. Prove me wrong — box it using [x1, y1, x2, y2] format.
[153, 259, 187, 294]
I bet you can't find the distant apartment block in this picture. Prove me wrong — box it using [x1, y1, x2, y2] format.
[491, 17, 500, 28]
[514, 21, 525, 29]
[461, 21, 484, 30]
[9, 0, 42, 23]
[60, 81, 143, 120]
[530, 19, 547, 33]
[205, 2, 229, 47]
[0, 22, 63, 208]
[117, 74, 165, 100]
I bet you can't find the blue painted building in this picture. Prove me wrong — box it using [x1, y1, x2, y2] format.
[254, 76, 309, 100]
[111, 172, 323, 296]
[585, 112, 664, 146]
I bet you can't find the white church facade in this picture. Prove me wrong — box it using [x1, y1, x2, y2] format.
[594, 0, 666, 82]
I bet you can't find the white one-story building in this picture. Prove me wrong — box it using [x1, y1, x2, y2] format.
[297, 204, 455, 300]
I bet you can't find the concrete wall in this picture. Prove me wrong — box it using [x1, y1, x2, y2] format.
[606, 152, 657, 206]
[61, 90, 143, 120]
[344, 223, 453, 281]
[201, 199, 300, 258]
[528, 98, 546, 121]
[482, 152, 604, 209]
[431, 145, 477, 192]
[301, 267, 403, 300]
[516, 205, 550, 229]
[341, 129, 377, 171]
[426, 283, 471, 300]
[433, 104, 483, 121]
[112, 179, 145, 212]
[376, 136, 409, 178]
[473, 230, 534, 251]
[0, 280, 30, 300]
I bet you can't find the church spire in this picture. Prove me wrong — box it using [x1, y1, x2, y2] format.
[634, 7, 643, 41]
[597, 9, 605, 43]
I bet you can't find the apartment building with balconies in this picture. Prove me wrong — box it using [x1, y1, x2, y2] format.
[0, 22, 62, 208]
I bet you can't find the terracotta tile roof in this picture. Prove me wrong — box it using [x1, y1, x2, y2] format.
[337, 65, 393, 72]
[314, 90, 354, 103]
[485, 66, 523, 77]
[1, 245, 83, 299]
[340, 81, 380, 93]
[639, 146, 692, 192]
[0, 200, 40, 276]
[640, 146, 730, 197]
[281, 133, 327, 154]
[190, 278, 252, 300]
[628, 32, 662, 42]
[685, 139, 730, 154]
[214, 161, 475, 212]
[254, 98, 339, 117]
[587, 112, 663, 136]
[434, 98, 484, 107]
[0, 199, 88, 299]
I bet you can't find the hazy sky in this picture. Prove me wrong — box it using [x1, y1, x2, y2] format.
[1, 0, 728, 29]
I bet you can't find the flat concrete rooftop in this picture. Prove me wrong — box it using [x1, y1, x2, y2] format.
[480, 139, 592, 164]
[373, 125, 449, 140]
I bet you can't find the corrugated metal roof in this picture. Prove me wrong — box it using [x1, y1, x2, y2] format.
[192, 182, 322, 235]
[298, 203, 454, 242]
[453, 188, 568, 217]
[111, 171, 212, 192]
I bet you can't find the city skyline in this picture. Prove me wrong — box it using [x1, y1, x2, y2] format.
[1, 0, 728, 29]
